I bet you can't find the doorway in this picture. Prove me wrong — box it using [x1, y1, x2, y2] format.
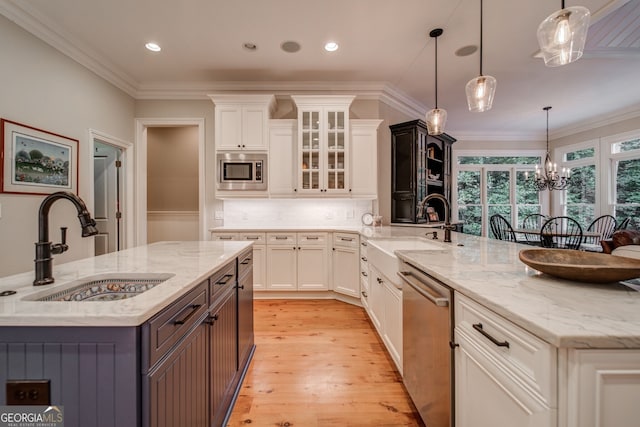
[90, 129, 133, 255]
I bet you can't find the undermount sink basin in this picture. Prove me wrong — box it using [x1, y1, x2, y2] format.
[26, 273, 174, 302]
[367, 237, 445, 287]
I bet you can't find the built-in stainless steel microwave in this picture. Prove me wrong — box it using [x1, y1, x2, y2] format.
[217, 152, 267, 190]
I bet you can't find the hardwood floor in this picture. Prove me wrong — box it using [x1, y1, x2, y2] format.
[227, 299, 424, 427]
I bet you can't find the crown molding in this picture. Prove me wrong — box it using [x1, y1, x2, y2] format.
[0, 0, 139, 96]
[551, 104, 640, 140]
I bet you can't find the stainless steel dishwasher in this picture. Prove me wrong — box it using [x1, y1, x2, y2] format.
[398, 260, 455, 427]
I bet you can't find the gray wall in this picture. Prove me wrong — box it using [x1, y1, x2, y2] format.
[0, 15, 134, 276]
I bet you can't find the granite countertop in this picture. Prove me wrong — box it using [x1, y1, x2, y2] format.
[0, 241, 252, 327]
[393, 233, 640, 349]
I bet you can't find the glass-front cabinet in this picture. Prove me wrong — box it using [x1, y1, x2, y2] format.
[293, 96, 354, 195]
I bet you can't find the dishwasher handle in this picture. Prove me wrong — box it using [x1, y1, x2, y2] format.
[398, 271, 449, 307]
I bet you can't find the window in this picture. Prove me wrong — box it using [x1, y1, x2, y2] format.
[607, 133, 640, 229]
[558, 142, 597, 227]
[454, 153, 546, 237]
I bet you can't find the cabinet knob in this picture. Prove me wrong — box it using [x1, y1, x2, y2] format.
[376, 277, 383, 284]
[361, 291, 368, 298]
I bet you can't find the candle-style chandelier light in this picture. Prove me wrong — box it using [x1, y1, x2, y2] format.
[533, 106, 571, 191]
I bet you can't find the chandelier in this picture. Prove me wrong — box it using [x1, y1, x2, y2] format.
[533, 106, 570, 191]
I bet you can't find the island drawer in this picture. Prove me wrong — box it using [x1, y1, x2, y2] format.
[455, 294, 556, 404]
[209, 260, 237, 301]
[238, 248, 253, 279]
[145, 280, 208, 370]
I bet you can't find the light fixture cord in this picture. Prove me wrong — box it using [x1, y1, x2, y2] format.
[479, 0, 483, 76]
[434, 34, 439, 108]
[546, 108, 549, 151]
[561, 0, 565, 9]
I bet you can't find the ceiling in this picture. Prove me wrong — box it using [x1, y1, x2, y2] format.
[1, 0, 639, 140]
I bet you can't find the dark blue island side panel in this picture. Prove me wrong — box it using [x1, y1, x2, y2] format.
[0, 326, 140, 427]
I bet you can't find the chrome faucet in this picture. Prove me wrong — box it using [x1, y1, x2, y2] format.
[34, 191, 99, 286]
[419, 193, 455, 243]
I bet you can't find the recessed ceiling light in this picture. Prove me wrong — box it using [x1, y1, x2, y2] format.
[324, 42, 339, 52]
[145, 42, 161, 52]
[281, 41, 301, 53]
[243, 42, 257, 51]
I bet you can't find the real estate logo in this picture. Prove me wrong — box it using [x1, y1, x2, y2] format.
[0, 406, 63, 427]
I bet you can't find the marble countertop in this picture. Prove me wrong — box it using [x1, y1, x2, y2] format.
[0, 241, 252, 327]
[393, 233, 640, 349]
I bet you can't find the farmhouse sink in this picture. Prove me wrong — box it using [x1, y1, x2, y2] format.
[25, 273, 175, 302]
[367, 237, 445, 287]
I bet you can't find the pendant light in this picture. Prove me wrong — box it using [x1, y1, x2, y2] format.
[465, 0, 497, 112]
[426, 28, 447, 136]
[537, 1, 590, 67]
[533, 106, 571, 191]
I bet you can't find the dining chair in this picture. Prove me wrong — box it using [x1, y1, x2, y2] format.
[521, 213, 548, 244]
[616, 217, 631, 230]
[540, 216, 583, 250]
[581, 215, 617, 252]
[490, 214, 521, 243]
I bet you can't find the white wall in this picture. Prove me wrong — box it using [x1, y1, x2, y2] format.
[0, 15, 135, 277]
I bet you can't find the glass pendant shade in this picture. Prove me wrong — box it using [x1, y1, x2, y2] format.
[426, 108, 447, 136]
[465, 75, 497, 112]
[537, 5, 590, 67]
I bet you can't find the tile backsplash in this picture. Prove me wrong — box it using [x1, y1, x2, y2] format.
[223, 199, 374, 227]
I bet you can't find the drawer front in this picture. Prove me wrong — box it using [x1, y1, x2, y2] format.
[211, 232, 238, 241]
[238, 232, 266, 244]
[455, 294, 556, 403]
[238, 248, 253, 279]
[298, 232, 328, 246]
[147, 280, 208, 369]
[334, 232, 359, 248]
[267, 232, 296, 246]
[209, 261, 236, 301]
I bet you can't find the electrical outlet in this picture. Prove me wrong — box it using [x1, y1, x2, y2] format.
[6, 380, 51, 405]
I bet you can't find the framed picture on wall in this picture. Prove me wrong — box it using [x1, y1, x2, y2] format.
[1, 118, 78, 195]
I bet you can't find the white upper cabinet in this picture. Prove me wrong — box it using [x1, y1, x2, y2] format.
[268, 119, 296, 197]
[210, 94, 276, 151]
[291, 95, 355, 196]
[350, 119, 382, 198]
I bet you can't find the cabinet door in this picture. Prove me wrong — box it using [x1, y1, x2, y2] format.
[237, 258, 255, 370]
[269, 120, 296, 196]
[368, 266, 385, 332]
[455, 328, 555, 427]
[266, 245, 297, 290]
[566, 349, 640, 427]
[147, 321, 208, 427]
[242, 106, 269, 150]
[298, 109, 322, 193]
[297, 245, 329, 291]
[325, 108, 349, 194]
[382, 282, 402, 373]
[216, 106, 243, 150]
[252, 245, 266, 290]
[350, 120, 381, 198]
[209, 289, 238, 427]
[332, 245, 359, 298]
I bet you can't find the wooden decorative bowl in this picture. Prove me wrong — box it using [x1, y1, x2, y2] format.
[518, 249, 640, 283]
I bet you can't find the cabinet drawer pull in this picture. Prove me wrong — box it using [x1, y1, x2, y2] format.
[305, 236, 319, 240]
[173, 304, 202, 325]
[218, 236, 233, 240]
[275, 236, 289, 240]
[237, 284, 245, 290]
[361, 242, 367, 246]
[215, 274, 234, 285]
[240, 258, 252, 265]
[340, 237, 354, 241]
[361, 291, 368, 298]
[361, 256, 367, 262]
[472, 323, 510, 348]
[244, 236, 260, 240]
[361, 271, 368, 277]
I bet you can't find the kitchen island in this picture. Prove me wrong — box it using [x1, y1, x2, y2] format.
[0, 241, 254, 427]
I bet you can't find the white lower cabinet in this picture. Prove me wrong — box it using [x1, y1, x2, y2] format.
[369, 264, 402, 373]
[455, 293, 556, 427]
[209, 232, 266, 290]
[266, 232, 329, 291]
[332, 232, 360, 298]
[565, 349, 640, 427]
